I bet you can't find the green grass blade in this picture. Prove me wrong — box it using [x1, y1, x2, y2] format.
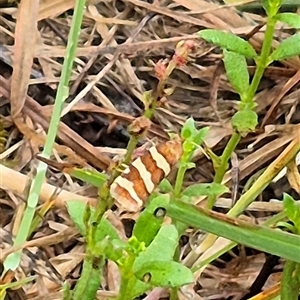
[3, 0, 86, 273]
[167, 201, 300, 263]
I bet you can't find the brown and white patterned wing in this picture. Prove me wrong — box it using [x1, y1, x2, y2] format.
[110, 138, 182, 211]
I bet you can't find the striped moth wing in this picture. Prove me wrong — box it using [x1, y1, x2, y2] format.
[110, 137, 182, 212]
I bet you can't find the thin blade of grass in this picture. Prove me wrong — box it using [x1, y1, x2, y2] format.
[3, 0, 86, 273]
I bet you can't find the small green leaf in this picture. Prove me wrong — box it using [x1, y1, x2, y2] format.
[262, 0, 282, 17]
[232, 110, 258, 135]
[186, 162, 196, 169]
[276, 13, 300, 29]
[179, 161, 196, 171]
[158, 179, 173, 193]
[276, 221, 296, 234]
[134, 224, 178, 272]
[268, 34, 300, 63]
[3, 253, 21, 273]
[194, 127, 209, 145]
[67, 201, 88, 235]
[283, 193, 300, 231]
[129, 279, 151, 299]
[127, 236, 146, 256]
[223, 50, 249, 97]
[182, 139, 196, 153]
[199, 29, 257, 58]
[70, 168, 107, 188]
[182, 183, 229, 197]
[181, 117, 197, 139]
[135, 261, 193, 288]
[95, 238, 126, 261]
[133, 195, 170, 246]
[66, 200, 119, 241]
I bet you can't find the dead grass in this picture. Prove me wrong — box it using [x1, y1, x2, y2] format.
[0, 0, 299, 299]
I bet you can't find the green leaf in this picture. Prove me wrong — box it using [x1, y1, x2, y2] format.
[66, 200, 119, 241]
[186, 162, 196, 169]
[182, 139, 196, 153]
[194, 127, 209, 145]
[262, 0, 282, 17]
[276, 13, 300, 29]
[73, 258, 103, 298]
[276, 221, 296, 233]
[67, 200, 88, 235]
[134, 224, 178, 272]
[181, 117, 197, 139]
[158, 179, 173, 193]
[129, 279, 151, 299]
[166, 201, 300, 263]
[199, 29, 257, 58]
[232, 110, 258, 135]
[223, 50, 249, 97]
[70, 168, 107, 188]
[95, 238, 126, 261]
[133, 195, 170, 246]
[268, 34, 300, 63]
[283, 193, 300, 231]
[135, 261, 193, 288]
[182, 183, 229, 197]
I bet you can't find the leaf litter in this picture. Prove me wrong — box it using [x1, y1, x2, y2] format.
[0, 0, 299, 299]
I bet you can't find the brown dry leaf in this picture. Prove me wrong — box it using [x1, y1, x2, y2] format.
[198, 253, 265, 299]
[10, 0, 39, 118]
[0, 163, 95, 208]
[261, 68, 300, 127]
[286, 158, 300, 193]
[125, 0, 213, 28]
[86, 5, 137, 26]
[38, 0, 75, 21]
[173, 0, 251, 29]
[106, 261, 120, 294]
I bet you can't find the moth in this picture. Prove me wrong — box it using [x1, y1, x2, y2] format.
[110, 137, 182, 212]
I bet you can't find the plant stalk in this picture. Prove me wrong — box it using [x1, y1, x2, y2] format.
[207, 132, 241, 209]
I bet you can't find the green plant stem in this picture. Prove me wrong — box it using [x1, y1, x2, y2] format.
[207, 132, 241, 209]
[117, 254, 137, 300]
[62, 281, 71, 300]
[207, 12, 278, 209]
[174, 164, 188, 197]
[246, 16, 277, 103]
[73, 254, 104, 300]
[123, 135, 140, 166]
[281, 260, 300, 300]
[169, 288, 179, 300]
[82, 64, 169, 300]
[2, 0, 86, 274]
[80, 43, 191, 300]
